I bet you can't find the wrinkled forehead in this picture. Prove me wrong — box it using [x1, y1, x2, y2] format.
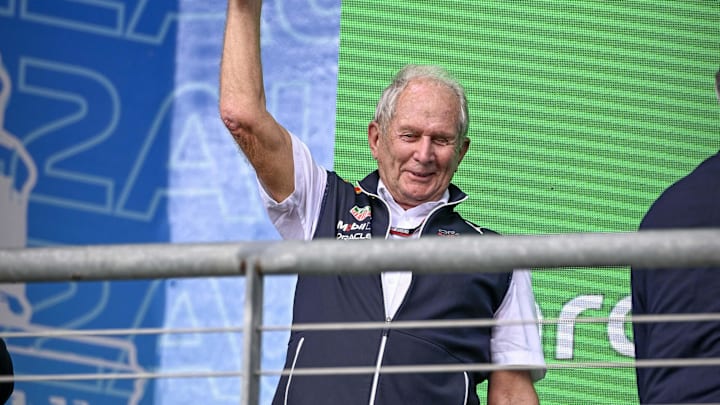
[392, 80, 462, 131]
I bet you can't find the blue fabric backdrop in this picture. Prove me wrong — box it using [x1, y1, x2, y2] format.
[0, 1, 340, 403]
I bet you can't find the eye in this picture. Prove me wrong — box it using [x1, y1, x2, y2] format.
[399, 133, 419, 141]
[432, 136, 454, 146]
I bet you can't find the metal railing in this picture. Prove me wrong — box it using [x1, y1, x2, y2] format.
[1, 228, 720, 404]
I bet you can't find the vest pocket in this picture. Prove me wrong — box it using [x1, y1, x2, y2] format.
[281, 331, 380, 405]
[376, 330, 479, 405]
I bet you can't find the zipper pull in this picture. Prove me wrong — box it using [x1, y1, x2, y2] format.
[383, 317, 391, 336]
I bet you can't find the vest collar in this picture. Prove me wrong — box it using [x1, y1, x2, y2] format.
[357, 170, 468, 205]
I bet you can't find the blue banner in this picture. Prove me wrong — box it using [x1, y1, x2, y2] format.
[0, 1, 340, 403]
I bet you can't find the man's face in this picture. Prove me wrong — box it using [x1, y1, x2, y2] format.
[369, 79, 469, 209]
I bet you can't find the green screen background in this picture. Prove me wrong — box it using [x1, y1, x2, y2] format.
[334, 1, 719, 403]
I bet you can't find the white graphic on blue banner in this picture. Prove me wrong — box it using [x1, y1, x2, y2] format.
[0, 0, 340, 403]
[0, 53, 36, 248]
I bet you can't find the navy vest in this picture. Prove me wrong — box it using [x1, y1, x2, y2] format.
[272, 170, 512, 405]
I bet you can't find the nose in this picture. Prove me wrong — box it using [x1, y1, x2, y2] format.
[413, 136, 435, 164]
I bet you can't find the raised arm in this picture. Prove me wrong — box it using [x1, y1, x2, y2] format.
[219, 0, 294, 202]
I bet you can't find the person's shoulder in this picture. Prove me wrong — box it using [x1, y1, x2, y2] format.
[641, 152, 720, 228]
[664, 152, 720, 193]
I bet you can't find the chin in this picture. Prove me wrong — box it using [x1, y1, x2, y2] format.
[405, 192, 436, 204]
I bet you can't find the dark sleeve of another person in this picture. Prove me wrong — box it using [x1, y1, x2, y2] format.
[0, 338, 13, 403]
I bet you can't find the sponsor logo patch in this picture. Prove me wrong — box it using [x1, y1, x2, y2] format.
[350, 205, 371, 221]
[437, 229, 459, 237]
[337, 220, 371, 232]
[336, 232, 372, 240]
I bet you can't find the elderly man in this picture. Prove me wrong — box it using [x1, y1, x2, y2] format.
[219, 1, 545, 404]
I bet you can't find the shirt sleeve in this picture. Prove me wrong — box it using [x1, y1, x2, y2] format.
[490, 269, 547, 381]
[258, 132, 327, 240]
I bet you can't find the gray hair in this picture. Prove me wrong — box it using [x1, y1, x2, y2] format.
[373, 65, 469, 144]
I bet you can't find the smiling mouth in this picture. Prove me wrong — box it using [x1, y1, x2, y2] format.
[407, 170, 434, 179]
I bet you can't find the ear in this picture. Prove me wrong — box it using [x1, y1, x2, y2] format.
[368, 121, 381, 159]
[457, 137, 470, 164]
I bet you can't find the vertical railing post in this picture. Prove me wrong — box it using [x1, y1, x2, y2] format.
[242, 260, 263, 405]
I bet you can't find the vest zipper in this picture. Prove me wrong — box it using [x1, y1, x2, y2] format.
[358, 180, 471, 404]
[367, 317, 391, 405]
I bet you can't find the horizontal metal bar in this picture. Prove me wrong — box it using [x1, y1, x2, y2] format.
[0, 369, 245, 383]
[1, 357, 720, 384]
[260, 229, 720, 275]
[2, 313, 719, 339]
[259, 358, 720, 377]
[0, 229, 718, 282]
[0, 242, 267, 282]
